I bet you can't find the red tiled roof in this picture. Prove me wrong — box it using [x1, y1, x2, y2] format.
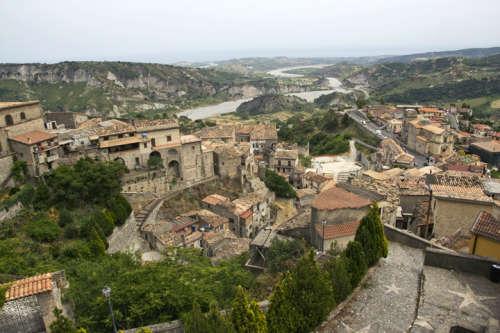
[471, 211, 500, 241]
[312, 186, 371, 210]
[239, 209, 252, 219]
[5, 273, 53, 301]
[10, 130, 57, 145]
[202, 193, 230, 206]
[315, 221, 360, 239]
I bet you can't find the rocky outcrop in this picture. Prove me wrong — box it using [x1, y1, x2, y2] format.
[236, 94, 314, 115]
[0, 62, 323, 116]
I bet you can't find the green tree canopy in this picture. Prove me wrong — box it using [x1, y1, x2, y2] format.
[264, 169, 296, 198]
[267, 251, 334, 332]
[325, 255, 352, 303]
[231, 286, 267, 333]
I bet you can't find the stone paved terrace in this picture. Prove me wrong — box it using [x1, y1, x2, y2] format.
[319, 242, 425, 332]
[317, 241, 500, 333]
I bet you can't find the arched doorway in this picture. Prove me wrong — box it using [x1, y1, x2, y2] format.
[5, 114, 13, 126]
[113, 157, 127, 170]
[167, 160, 180, 180]
[148, 151, 163, 169]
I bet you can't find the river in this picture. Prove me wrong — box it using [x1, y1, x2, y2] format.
[178, 64, 352, 120]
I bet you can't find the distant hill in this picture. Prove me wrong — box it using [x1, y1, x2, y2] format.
[378, 47, 500, 63]
[0, 62, 320, 117]
[236, 94, 314, 115]
[314, 91, 365, 108]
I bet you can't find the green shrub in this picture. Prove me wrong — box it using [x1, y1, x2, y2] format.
[267, 238, 306, 273]
[25, 218, 61, 242]
[264, 169, 296, 198]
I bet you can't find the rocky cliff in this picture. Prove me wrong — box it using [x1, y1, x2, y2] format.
[236, 94, 314, 116]
[0, 62, 323, 117]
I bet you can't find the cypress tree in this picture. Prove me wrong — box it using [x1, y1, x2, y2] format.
[267, 251, 335, 333]
[354, 204, 388, 266]
[344, 241, 367, 287]
[325, 255, 352, 303]
[183, 302, 209, 333]
[231, 286, 266, 333]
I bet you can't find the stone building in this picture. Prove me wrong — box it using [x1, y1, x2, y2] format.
[302, 171, 333, 192]
[269, 148, 299, 177]
[236, 124, 278, 157]
[201, 191, 275, 238]
[0, 271, 68, 333]
[375, 138, 415, 169]
[45, 111, 88, 129]
[311, 186, 372, 250]
[0, 101, 55, 181]
[57, 118, 215, 193]
[405, 117, 454, 158]
[9, 130, 60, 176]
[469, 140, 500, 168]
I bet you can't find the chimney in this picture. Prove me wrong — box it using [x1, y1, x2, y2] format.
[27, 137, 31, 144]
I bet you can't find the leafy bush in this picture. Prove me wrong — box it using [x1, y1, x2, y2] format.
[264, 169, 296, 198]
[231, 286, 266, 333]
[25, 218, 61, 242]
[267, 238, 306, 273]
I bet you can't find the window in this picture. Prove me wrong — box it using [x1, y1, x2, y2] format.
[20, 112, 26, 120]
[151, 138, 156, 147]
[143, 143, 147, 148]
[167, 135, 172, 142]
[118, 134, 124, 138]
[278, 160, 281, 166]
[191, 146, 195, 150]
[288, 160, 291, 166]
[135, 157, 140, 165]
[5, 115, 13, 126]
[103, 136, 109, 141]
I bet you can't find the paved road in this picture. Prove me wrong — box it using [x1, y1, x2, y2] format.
[346, 109, 427, 167]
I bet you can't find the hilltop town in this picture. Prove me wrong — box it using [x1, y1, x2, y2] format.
[0, 94, 499, 332]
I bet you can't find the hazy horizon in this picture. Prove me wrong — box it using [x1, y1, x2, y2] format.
[2, 0, 500, 64]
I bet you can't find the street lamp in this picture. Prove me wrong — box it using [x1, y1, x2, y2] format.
[102, 286, 118, 333]
[321, 220, 327, 252]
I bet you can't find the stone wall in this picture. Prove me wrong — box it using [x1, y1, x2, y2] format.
[384, 223, 449, 250]
[424, 247, 500, 278]
[0, 153, 14, 185]
[123, 320, 183, 333]
[0, 202, 22, 223]
[311, 207, 369, 225]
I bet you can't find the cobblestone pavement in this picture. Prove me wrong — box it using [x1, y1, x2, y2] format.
[416, 266, 500, 332]
[319, 242, 424, 333]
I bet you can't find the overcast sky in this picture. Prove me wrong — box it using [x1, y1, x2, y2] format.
[1, 0, 500, 63]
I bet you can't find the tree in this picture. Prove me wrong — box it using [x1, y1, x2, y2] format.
[231, 286, 266, 333]
[354, 204, 388, 266]
[25, 217, 61, 242]
[183, 302, 209, 333]
[344, 241, 367, 287]
[11, 160, 28, 183]
[206, 302, 234, 333]
[0, 283, 10, 309]
[267, 251, 334, 333]
[58, 208, 73, 227]
[266, 274, 298, 333]
[266, 238, 305, 273]
[49, 308, 85, 333]
[147, 155, 163, 169]
[264, 169, 296, 198]
[325, 255, 352, 303]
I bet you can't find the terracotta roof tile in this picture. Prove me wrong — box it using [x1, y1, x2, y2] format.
[0, 101, 39, 111]
[471, 211, 499, 241]
[312, 186, 371, 210]
[10, 130, 57, 145]
[202, 194, 231, 206]
[5, 273, 53, 301]
[315, 220, 360, 239]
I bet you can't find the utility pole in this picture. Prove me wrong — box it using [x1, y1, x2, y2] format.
[102, 286, 118, 333]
